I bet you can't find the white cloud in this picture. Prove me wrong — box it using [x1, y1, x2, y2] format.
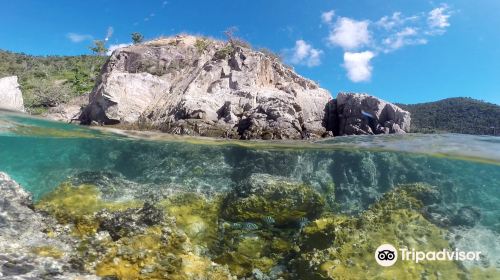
[67, 33, 93, 43]
[376, 12, 419, 30]
[321, 5, 453, 83]
[107, 43, 132, 55]
[328, 17, 371, 50]
[307, 49, 323, 67]
[162, 1, 168, 8]
[428, 5, 451, 29]
[287, 40, 323, 67]
[321, 10, 335, 24]
[343, 51, 375, 82]
[382, 27, 427, 52]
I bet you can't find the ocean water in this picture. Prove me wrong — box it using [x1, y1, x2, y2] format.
[1, 110, 499, 279]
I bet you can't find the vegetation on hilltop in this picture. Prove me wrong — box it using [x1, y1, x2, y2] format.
[398, 97, 500, 135]
[0, 50, 106, 114]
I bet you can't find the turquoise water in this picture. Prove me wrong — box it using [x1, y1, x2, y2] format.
[1, 110, 500, 278]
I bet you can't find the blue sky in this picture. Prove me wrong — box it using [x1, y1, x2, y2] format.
[1, 0, 499, 105]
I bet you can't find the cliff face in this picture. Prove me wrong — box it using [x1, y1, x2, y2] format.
[79, 35, 410, 139]
[80, 35, 331, 139]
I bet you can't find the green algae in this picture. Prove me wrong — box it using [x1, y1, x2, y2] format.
[294, 183, 484, 280]
[35, 182, 143, 236]
[158, 192, 221, 250]
[35, 183, 235, 280]
[222, 175, 325, 226]
[30, 246, 64, 259]
[32, 180, 500, 279]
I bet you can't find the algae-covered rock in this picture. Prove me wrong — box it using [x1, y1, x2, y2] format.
[158, 192, 221, 251]
[35, 182, 143, 236]
[222, 173, 325, 227]
[293, 183, 474, 280]
[298, 214, 357, 252]
[213, 227, 294, 279]
[97, 202, 165, 240]
[0, 173, 100, 279]
[34, 181, 236, 280]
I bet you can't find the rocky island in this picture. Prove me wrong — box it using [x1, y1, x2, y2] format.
[23, 35, 410, 139]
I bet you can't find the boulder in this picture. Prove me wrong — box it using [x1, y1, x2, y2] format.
[326, 92, 411, 135]
[221, 173, 325, 226]
[42, 94, 88, 123]
[0, 172, 98, 279]
[0, 76, 24, 112]
[79, 35, 332, 139]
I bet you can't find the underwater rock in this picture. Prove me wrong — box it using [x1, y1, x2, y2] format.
[293, 184, 472, 280]
[215, 174, 325, 277]
[158, 192, 221, 251]
[452, 206, 482, 228]
[448, 226, 500, 270]
[97, 202, 165, 240]
[221, 173, 325, 227]
[34, 180, 236, 279]
[0, 172, 99, 279]
[35, 183, 145, 237]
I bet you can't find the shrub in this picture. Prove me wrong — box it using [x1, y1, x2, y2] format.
[194, 38, 210, 53]
[213, 44, 235, 60]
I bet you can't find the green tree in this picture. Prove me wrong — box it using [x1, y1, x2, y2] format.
[131, 32, 144, 44]
[89, 40, 108, 55]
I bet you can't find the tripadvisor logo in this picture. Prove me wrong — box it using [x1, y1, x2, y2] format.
[375, 244, 398, 267]
[375, 244, 481, 267]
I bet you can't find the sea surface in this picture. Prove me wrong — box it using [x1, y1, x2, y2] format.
[1, 110, 499, 279]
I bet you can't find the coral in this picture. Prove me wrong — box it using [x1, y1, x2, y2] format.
[222, 173, 325, 227]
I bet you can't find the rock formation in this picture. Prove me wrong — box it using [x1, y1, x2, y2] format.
[325, 92, 411, 135]
[78, 35, 410, 138]
[43, 95, 88, 123]
[0, 76, 25, 112]
[0, 172, 98, 279]
[79, 35, 331, 139]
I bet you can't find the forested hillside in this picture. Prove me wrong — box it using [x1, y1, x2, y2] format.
[398, 98, 500, 135]
[0, 50, 106, 113]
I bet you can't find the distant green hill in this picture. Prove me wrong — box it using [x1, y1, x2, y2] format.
[0, 50, 106, 114]
[398, 98, 500, 136]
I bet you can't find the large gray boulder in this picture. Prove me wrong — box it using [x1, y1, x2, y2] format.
[0, 76, 24, 112]
[326, 92, 411, 135]
[79, 35, 332, 139]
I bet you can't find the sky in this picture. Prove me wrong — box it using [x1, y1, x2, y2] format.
[1, 0, 499, 105]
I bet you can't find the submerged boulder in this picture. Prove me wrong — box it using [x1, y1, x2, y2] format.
[452, 206, 482, 228]
[79, 35, 331, 139]
[221, 173, 325, 226]
[0, 76, 24, 112]
[293, 184, 469, 280]
[0, 172, 98, 279]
